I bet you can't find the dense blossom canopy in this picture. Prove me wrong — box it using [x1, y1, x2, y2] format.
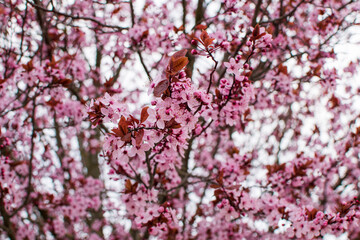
[1, 0, 360, 239]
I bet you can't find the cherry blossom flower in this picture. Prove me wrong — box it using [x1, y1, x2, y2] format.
[224, 58, 241, 76]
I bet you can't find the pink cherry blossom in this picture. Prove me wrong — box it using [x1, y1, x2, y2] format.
[224, 58, 241, 76]
[1, 0, 360, 239]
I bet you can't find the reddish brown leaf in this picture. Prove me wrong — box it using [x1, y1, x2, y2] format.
[226, 146, 239, 156]
[132, 182, 138, 192]
[278, 64, 288, 75]
[121, 58, 128, 64]
[9, 160, 26, 168]
[129, 115, 139, 124]
[124, 179, 138, 194]
[329, 95, 339, 109]
[255, 32, 266, 40]
[46, 98, 60, 107]
[47, 56, 60, 68]
[266, 25, 274, 35]
[214, 189, 223, 197]
[266, 163, 286, 175]
[313, 65, 322, 77]
[141, 30, 149, 39]
[305, 208, 318, 221]
[253, 24, 260, 37]
[225, 185, 242, 190]
[104, 77, 115, 88]
[112, 7, 121, 14]
[195, 24, 207, 30]
[0, 78, 7, 84]
[170, 56, 188, 74]
[140, 107, 149, 123]
[124, 179, 132, 193]
[216, 170, 224, 185]
[119, 116, 129, 136]
[111, 128, 123, 137]
[200, 30, 209, 43]
[204, 37, 215, 47]
[172, 49, 187, 59]
[22, 60, 34, 72]
[121, 132, 132, 142]
[215, 88, 222, 100]
[165, 118, 181, 129]
[173, 25, 184, 33]
[59, 78, 72, 86]
[153, 79, 169, 97]
[135, 129, 144, 146]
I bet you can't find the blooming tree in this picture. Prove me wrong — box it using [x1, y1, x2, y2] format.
[1, 0, 360, 239]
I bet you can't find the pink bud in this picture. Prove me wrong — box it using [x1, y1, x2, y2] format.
[179, 71, 186, 78]
[221, 41, 230, 49]
[158, 206, 164, 213]
[191, 49, 198, 55]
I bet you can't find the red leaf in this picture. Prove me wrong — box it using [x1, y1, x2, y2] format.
[129, 115, 139, 124]
[104, 77, 115, 88]
[253, 24, 260, 37]
[125, 179, 132, 192]
[22, 60, 34, 72]
[313, 65, 322, 77]
[173, 25, 184, 33]
[278, 64, 288, 75]
[153, 80, 169, 97]
[140, 107, 149, 123]
[215, 88, 222, 100]
[165, 118, 181, 129]
[225, 185, 241, 190]
[210, 184, 221, 189]
[204, 37, 215, 47]
[46, 98, 60, 107]
[111, 128, 123, 137]
[200, 30, 209, 43]
[0, 78, 7, 84]
[121, 132, 132, 142]
[305, 208, 318, 221]
[124, 179, 137, 194]
[119, 116, 129, 136]
[214, 189, 223, 197]
[172, 49, 187, 59]
[255, 32, 266, 40]
[195, 24, 207, 30]
[112, 7, 121, 14]
[170, 56, 189, 74]
[59, 78, 72, 86]
[135, 129, 144, 146]
[216, 170, 224, 185]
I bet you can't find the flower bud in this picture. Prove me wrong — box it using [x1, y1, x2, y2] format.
[191, 49, 198, 55]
